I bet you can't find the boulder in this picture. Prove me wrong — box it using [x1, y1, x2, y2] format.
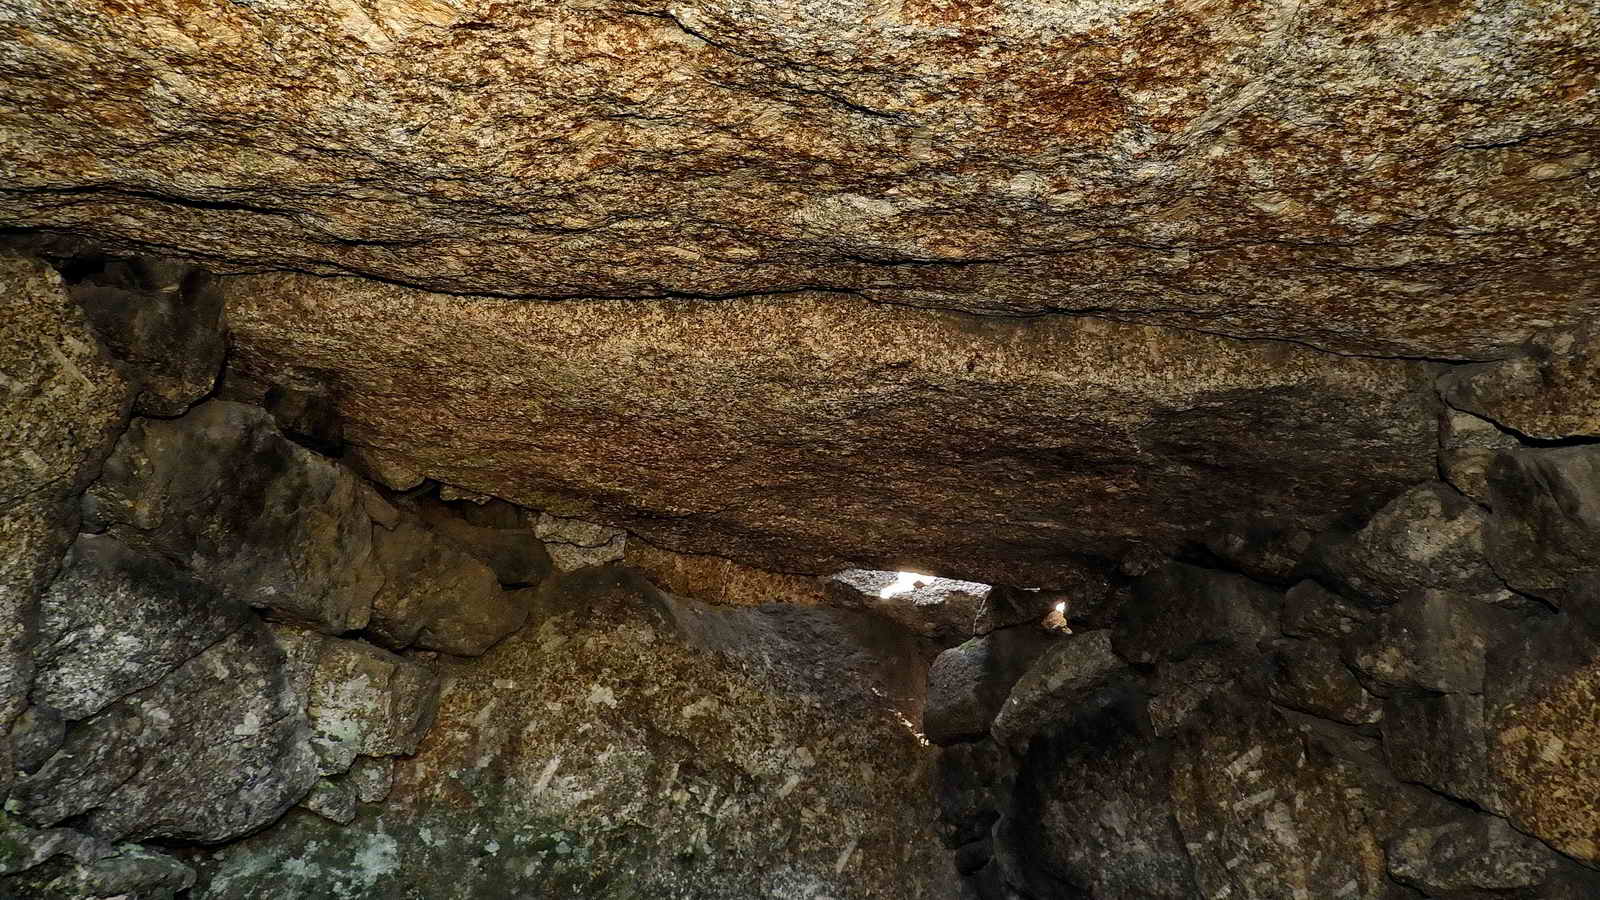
[924, 627, 1061, 746]
[1265, 638, 1382, 726]
[84, 400, 383, 633]
[1112, 563, 1279, 666]
[31, 534, 251, 720]
[1280, 579, 1374, 641]
[11, 618, 319, 843]
[1387, 813, 1558, 894]
[825, 569, 1051, 646]
[0, 251, 131, 786]
[272, 627, 440, 776]
[1381, 692, 1497, 811]
[368, 518, 532, 656]
[1343, 591, 1497, 696]
[1317, 481, 1508, 606]
[990, 630, 1133, 752]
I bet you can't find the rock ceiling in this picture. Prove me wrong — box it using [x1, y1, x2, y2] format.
[2, 0, 1598, 585]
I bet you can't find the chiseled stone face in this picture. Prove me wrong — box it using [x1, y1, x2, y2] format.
[224, 272, 1439, 585]
[1, 0, 1596, 358]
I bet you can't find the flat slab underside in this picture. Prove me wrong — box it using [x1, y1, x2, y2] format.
[227, 273, 1439, 586]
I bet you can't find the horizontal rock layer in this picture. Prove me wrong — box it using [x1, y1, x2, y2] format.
[224, 271, 1441, 585]
[3, 0, 1598, 357]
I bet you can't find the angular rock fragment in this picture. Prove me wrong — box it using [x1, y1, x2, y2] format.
[1381, 693, 1497, 811]
[1280, 579, 1373, 640]
[1387, 813, 1557, 893]
[1317, 481, 1507, 606]
[299, 778, 359, 825]
[0, 819, 195, 900]
[84, 400, 382, 633]
[410, 493, 551, 587]
[31, 534, 251, 720]
[272, 626, 440, 776]
[68, 256, 226, 417]
[1112, 563, 1279, 666]
[1344, 591, 1496, 696]
[990, 630, 1132, 752]
[1484, 446, 1600, 606]
[924, 627, 1059, 746]
[368, 518, 532, 656]
[825, 569, 1050, 646]
[535, 512, 627, 571]
[1265, 638, 1382, 726]
[11, 619, 318, 843]
[1438, 409, 1521, 506]
[1441, 317, 1600, 440]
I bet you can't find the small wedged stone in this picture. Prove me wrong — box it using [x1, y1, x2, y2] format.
[1439, 410, 1523, 507]
[345, 445, 427, 492]
[272, 626, 440, 776]
[11, 618, 319, 843]
[625, 540, 828, 608]
[299, 778, 359, 825]
[1280, 579, 1373, 640]
[84, 400, 382, 634]
[1387, 813, 1558, 893]
[534, 512, 627, 571]
[1440, 317, 1600, 440]
[346, 756, 395, 805]
[1483, 446, 1600, 606]
[924, 627, 1060, 746]
[368, 518, 532, 656]
[1202, 520, 1314, 582]
[1317, 481, 1507, 606]
[990, 630, 1131, 753]
[824, 569, 1005, 646]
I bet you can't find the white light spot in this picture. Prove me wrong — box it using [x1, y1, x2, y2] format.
[878, 571, 926, 599]
[1053, 601, 1067, 615]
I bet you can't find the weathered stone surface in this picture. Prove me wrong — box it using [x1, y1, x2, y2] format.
[1265, 638, 1382, 726]
[1280, 578, 1373, 640]
[345, 445, 426, 492]
[1171, 695, 1401, 900]
[224, 272, 1438, 586]
[1202, 519, 1314, 583]
[1439, 409, 1523, 506]
[1344, 591, 1495, 696]
[10, 705, 64, 774]
[1387, 813, 1558, 894]
[5, 0, 1598, 359]
[1484, 446, 1600, 605]
[1442, 317, 1600, 440]
[0, 251, 131, 784]
[32, 534, 251, 720]
[68, 256, 226, 417]
[934, 739, 1008, 851]
[272, 626, 440, 776]
[1317, 481, 1507, 606]
[1381, 692, 1497, 810]
[627, 540, 827, 608]
[925, 627, 1060, 746]
[194, 563, 957, 900]
[410, 493, 551, 587]
[368, 517, 531, 656]
[346, 756, 395, 805]
[1113, 562, 1278, 666]
[299, 778, 359, 826]
[84, 400, 382, 633]
[990, 630, 1132, 752]
[826, 569, 1025, 646]
[11, 618, 318, 843]
[0, 818, 196, 900]
[534, 512, 628, 571]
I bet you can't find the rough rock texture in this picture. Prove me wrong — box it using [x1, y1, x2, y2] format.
[4, 0, 1599, 360]
[1317, 481, 1508, 606]
[66, 255, 227, 416]
[1483, 445, 1600, 605]
[625, 540, 827, 608]
[1438, 408, 1521, 506]
[193, 565, 957, 899]
[84, 400, 382, 633]
[924, 626, 1060, 745]
[0, 252, 131, 796]
[0, 818, 196, 900]
[534, 512, 628, 572]
[11, 617, 318, 843]
[224, 271, 1439, 586]
[824, 569, 1055, 646]
[272, 626, 440, 776]
[1387, 813, 1558, 894]
[990, 629, 1132, 752]
[368, 517, 532, 656]
[410, 493, 552, 587]
[1441, 317, 1600, 439]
